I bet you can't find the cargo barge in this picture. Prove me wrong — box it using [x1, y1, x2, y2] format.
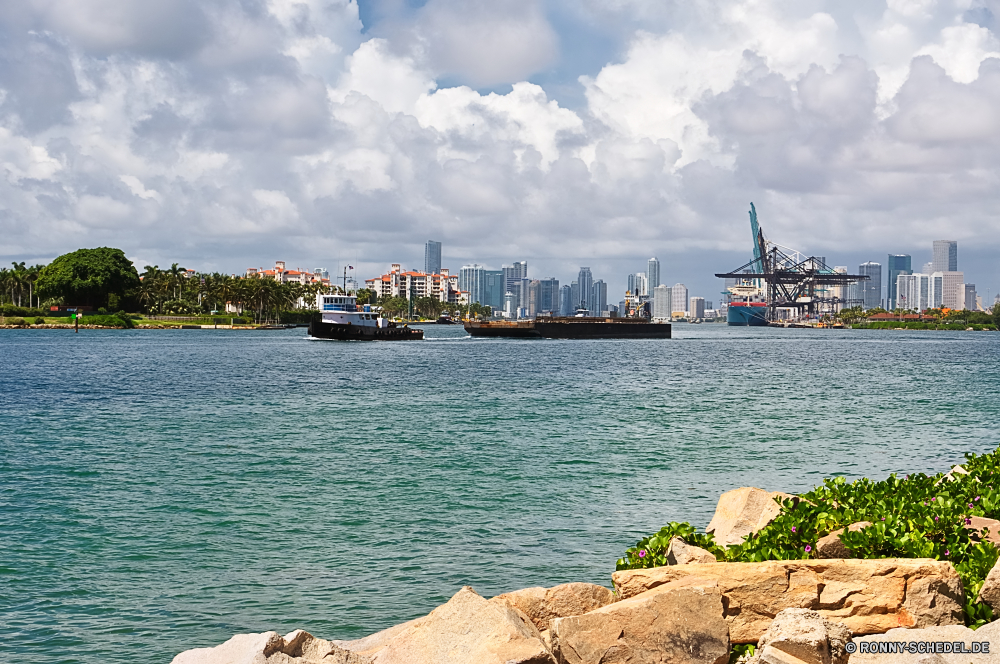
[464, 317, 671, 339]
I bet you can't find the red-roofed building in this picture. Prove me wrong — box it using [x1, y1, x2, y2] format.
[365, 264, 460, 303]
[245, 262, 332, 289]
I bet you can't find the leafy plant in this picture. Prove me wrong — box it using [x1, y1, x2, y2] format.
[617, 448, 1000, 625]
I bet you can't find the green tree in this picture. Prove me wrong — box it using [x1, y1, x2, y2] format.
[355, 288, 377, 305]
[993, 303, 1000, 328]
[36, 248, 140, 309]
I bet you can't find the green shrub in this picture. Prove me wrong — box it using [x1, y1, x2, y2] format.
[33, 317, 45, 325]
[82, 314, 136, 328]
[618, 448, 1000, 626]
[7, 316, 27, 326]
[616, 522, 724, 569]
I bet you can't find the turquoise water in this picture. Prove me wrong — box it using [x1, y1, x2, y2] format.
[2, 326, 998, 663]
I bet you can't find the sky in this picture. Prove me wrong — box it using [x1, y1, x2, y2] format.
[2, 0, 1000, 304]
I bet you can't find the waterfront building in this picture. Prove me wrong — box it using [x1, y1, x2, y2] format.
[537, 278, 560, 314]
[671, 283, 689, 316]
[930, 272, 944, 309]
[896, 273, 931, 311]
[514, 277, 530, 312]
[577, 267, 593, 310]
[482, 269, 505, 311]
[932, 241, 958, 272]
[647, 258, 661, 290]
[922, 262, 934, 276]
[859, 262, 882, 310]
[247, 261, 331, 288]
[634, 273, 648, 297]
[366, 264, 459, 302]
[504, 291, 517, 318]
[627, 273, 636, 296]
[590, 279, 607, 316]
[959, 283, 977, 311]
[690, 297, 706, 319]
[425, 240, 442, 276]
[570, 281, 580, 312]
[559, 285, 572, 316]
[705, 301, 713, 310]
[526, 280, 541, 318]
[887, 254, 911, 309]
[459, 264, 486, 304]
[503, 262, 528, 296]
[940, 272, 964, 309]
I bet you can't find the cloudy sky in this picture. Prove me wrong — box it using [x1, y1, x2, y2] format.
[2, 0, 1000, 302]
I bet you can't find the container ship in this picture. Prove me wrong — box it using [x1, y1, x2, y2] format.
[464, 316, 671, 339]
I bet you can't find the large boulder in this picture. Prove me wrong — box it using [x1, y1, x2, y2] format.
[747, 609, 850, 664]
[365, 586, 554, 664]
[849, 620, 1000, 663]
[667, 537, 718, 565]
[171, 630, 369, 664]
[332, 619, 424, 658]
[706, 488, 793, 546]
[549, 577, 729, 664]
[491, 582, 615, 632]
[966, 516, 1000, 546]
[977, 556, 1000, 612]
[814, 522, 872, 559]
[611, 558, 964, 643]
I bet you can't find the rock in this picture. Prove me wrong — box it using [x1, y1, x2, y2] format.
[850, 620, 1000, 663]
[965, 516, 1000, 546]
[611, 558, 964, 643]
[814, 522, 872, 559]
[549, 577, 729, 664]
[706, 487, 793, 546]
[368, 586, 554, 664]
[492, 582, 615, 632]
[936, 465, 969, 485]
[747, 608, 850, 664]
[977, 556, 1000, 612]
[171, 630, 369, 664]
[667, 537, 719, 565]
[333, 618, 424, 658]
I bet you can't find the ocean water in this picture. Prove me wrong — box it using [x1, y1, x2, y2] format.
[2, 325, 998, 663]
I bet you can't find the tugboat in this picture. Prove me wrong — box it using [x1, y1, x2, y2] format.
[308, 293, 423, 341]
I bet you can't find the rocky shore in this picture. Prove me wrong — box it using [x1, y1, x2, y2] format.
[171, 478, 1000, 664]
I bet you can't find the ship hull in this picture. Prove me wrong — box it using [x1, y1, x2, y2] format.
[727, 305, 768, 326]
[308, 321, 424, 341]
[464, 318, 671, 339]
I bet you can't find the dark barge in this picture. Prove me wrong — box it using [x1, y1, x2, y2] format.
[464, 317, 671, 339]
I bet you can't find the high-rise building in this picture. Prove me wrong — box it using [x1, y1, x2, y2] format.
[960, 284, 976, 311]
[940, 272, 964, 309]
[897, 273, 931, 311]
[887, 254, 911, 309]
[932, 241, 958, 272]
[627, 273, 637, 296]
[858, 262, 882, 310]
[690, 297, 706, 319]
[930, 272, 944, 309]
[671, 283, 689, 316]
[577, 267, 593, 309]
[652, 285, 672, 320]
[633, 273, 648, 297]
[647, 258, 661, 290]
[424, 240, 442, 275]
[459, 264, 485, 304]
[537, 278, 559, 314]
[513, 277, 530, 312]
[502, 262, 528, 296]
[504, 291, 517, 318]
[570, 281, 580, 313]
[590, 279, 607, 315]
[482, 269, 505, 311]
[559, 285, 572, 316]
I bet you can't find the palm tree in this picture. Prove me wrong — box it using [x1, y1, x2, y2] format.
[167, 263, 186, 300]
[10, 262, 26, 306]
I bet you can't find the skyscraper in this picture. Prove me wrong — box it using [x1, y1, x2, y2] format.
[424, 240, 441, 275]
[570, 281, 579, 313]
[627, 273, 636, 295]
[652, 285, 671, 320]
[887, 254, 911, 309]
[671, 283, 689, 315]
[932, 241, 958, 272]
[690, 297, 706, 319]
[647, 258, 661, 290]
[634, 273, 648, 297]
[459, 264, 485, 304]
[559, 285, 572, 316]
[858, 262, 882, 310]
[503, 262, 528, 295]
[897, 273, 930, 312]
[590, 279, 607, 315]
[577, 267, 593, 309]
[538, 278, 560, 314]
[482, 270, 505, 311]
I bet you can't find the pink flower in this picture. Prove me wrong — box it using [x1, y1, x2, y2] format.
[638, 550, 646, 558]
[805, 545, 812, 553]
[965, 518, 972, 525]
[945, 550, 950, 556]
[931, 497, 936, 502]
[791, 527, 796, 533]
